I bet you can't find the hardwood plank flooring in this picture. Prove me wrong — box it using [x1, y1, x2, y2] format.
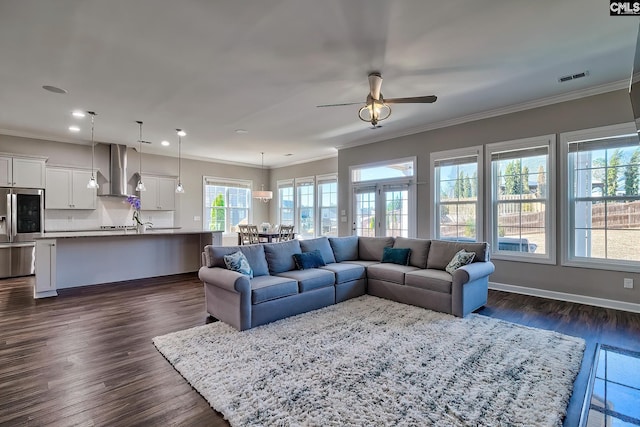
[1, 275, 639, 426]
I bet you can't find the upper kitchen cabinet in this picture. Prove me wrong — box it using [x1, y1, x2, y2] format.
[139, 176, 176, 211]
[45, 167, 97, 210]
[0, 156, 46, 188]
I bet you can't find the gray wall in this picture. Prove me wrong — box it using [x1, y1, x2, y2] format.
[338, 89, 639, 305]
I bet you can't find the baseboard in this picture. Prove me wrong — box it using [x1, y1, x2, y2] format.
[489, 281, 640, 314]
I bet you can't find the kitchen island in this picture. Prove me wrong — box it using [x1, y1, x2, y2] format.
[34, 229, 222, 298]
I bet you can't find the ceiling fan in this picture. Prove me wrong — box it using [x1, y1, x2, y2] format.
[317, 72, 437, 127]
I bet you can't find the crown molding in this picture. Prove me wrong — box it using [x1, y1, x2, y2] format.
[336, 79, 629, 151]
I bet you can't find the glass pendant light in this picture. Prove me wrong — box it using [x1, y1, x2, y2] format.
[135, 120, 146, 192]
[86, 111, 99, 189]
[175, 129, 185, 193]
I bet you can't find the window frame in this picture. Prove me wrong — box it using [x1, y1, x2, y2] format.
[560, 122, 640, 273]
[295, 176, 316, 239]
[316, 173, 338, 237]
[202, 176, 253, 234]
[430, 146, 484, 242]
[277, 179, 295, 227]
[486, 134, 556, 264]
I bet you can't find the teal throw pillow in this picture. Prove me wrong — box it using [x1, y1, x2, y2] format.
[293, 250, 326, 270]
[445, 249, 476, 274]
[381, 247, 411, 265]
[223, 251, 254, 278]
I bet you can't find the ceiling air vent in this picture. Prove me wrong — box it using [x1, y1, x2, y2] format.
[558, 71, 589, 83]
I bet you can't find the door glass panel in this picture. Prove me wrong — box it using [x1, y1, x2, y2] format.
[16, 194, 41, 233]
[354, 190, 376, 237]
[384, 189, 408, 237]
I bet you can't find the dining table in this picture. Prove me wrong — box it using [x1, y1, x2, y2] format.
[237, 231, 295, 245]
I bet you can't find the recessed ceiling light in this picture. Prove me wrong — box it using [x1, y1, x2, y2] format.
[177, 130, 186, 137]
[42, 85, 67, 94]
[235, 129, 248, 134]
[68, 125, 80, 132]
[161, 140, 170, 146]
[284, 153, 293, 156]
[72, 110, 86, 118]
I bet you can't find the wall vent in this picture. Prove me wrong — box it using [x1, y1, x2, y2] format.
[558, 70, 589, 83]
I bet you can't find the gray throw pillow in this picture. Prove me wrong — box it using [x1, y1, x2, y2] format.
[445, 249, 476, 274]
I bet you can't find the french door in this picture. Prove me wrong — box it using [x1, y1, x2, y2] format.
[352, 182, 414, 237]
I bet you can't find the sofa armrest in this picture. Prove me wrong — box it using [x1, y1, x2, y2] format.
[452, 261, 495, 285]
[198, 266, 251, 294]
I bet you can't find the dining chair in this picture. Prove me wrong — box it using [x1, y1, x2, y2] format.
[246, 225, 260, 244]
[237, 224, 250, 245]
[278, 225, 295, 242]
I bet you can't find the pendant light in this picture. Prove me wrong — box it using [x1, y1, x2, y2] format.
[253, 152, 272, 203]
[135, 120, 146, 192]
[175, 129, 185, 193]
[86, 111, 99, 189]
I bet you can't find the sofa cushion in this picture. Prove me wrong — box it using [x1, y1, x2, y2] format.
[393, 237, 431, 269]
[205, 244, 270, 277]
[367, 263, 419, 285]
[263, 240, 302, 274]
[276, 268, 336, 292]
[300, 237, 336, 264]
[381, 247, 411, 265]
[329, 236, 359, 262]
[320, 263, 365, 284]
[445, 249, 476, 274]
[293, 250, 326, 270]
[405, 269, 453, 294]
[358, 237, 395, 261]
[427, 240, 490, 270]
[223, 251, 253, 278]
[250, 275, 299, 304]
[342, 260, 381, 268]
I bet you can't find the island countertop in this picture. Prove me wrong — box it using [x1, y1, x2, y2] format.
[37, 229, 220, 239]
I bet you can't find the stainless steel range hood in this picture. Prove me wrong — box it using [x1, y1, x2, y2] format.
[98, 144, 132, 197]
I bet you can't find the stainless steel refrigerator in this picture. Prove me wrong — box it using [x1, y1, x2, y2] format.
[0, 188, 44, 278]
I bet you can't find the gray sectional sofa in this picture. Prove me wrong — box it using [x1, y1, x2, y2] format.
[199, 236, 495, 331]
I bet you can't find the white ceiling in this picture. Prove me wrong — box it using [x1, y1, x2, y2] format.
[0, 0, 637, 168]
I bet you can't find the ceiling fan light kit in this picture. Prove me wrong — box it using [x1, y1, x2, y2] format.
[318, 72, 437, 127]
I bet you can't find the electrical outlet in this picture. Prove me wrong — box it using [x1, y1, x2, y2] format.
[624, 278, 634, 289]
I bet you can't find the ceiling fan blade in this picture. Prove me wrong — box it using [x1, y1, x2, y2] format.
[368, 72, 383, 100]
[317, 102, 364, 108]
[384, 95, 437, 104]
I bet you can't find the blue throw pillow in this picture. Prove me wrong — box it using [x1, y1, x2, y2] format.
[293, 250, 326, 270]
[381, 247, 411, 266]
[223, 251, 254, 278]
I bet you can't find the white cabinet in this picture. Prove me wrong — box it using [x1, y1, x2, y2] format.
[0, 156, 45, 188]
[35, 239, 57, 298]
[139, 176, 176, 210]
[45, 168, 97, 209]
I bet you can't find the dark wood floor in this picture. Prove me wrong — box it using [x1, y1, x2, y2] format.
[1, 275, 639, 426]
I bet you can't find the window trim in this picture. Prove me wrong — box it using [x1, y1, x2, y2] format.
[316, 173, 338, 237]
[202, 175, 253, 235]
[486, 134, 556, 264]
[277, 178, 294, 227]
[430, 145, 484, 241]
[560, 122, 640, 273]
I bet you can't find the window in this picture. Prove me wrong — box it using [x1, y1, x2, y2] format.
[351, 158, 416, 238]
[317, 174, 338, 237]
[562, 123, 640, 271]
[431, 146, 483, 242]
[296, 177, 315, 239]
[278, 180, 294, 226]
[203, 177, 251, 232]
[487, 135, 555, 263]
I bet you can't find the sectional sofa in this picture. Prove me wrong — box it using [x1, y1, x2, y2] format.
[199, 236, 495, 331]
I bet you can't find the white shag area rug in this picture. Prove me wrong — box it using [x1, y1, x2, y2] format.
[153, 295, 585, 427]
